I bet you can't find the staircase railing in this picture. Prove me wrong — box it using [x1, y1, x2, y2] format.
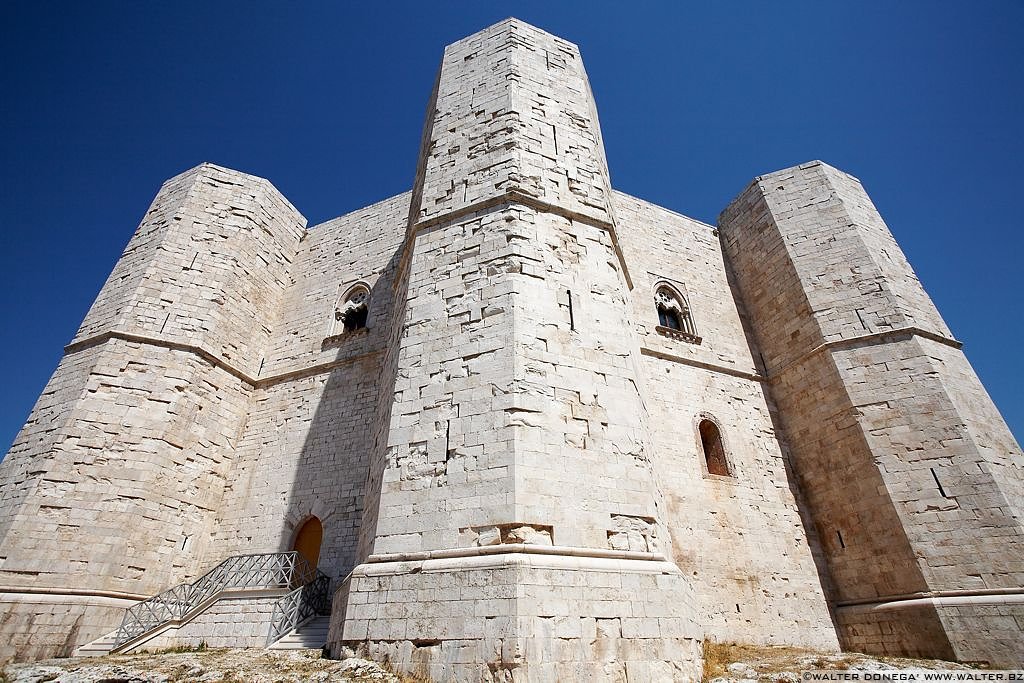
[265, 569, 332, 646]
[112, 551, 317, 651]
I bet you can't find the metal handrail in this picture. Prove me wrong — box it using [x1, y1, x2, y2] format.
[112, 551, 317, 650]
[265, 569, 332, 646]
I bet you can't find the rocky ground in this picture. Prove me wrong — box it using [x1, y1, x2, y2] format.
[703, 642, 981, 682]
[3, 643, 983, 683]
[2, 649, 407, 683]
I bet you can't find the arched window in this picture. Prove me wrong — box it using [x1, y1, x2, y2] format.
[335, 285, 369, 333]
[699, 418, 730, 476]
[654, 285, 700, 342]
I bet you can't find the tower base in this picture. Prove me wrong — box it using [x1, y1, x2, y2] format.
[0, 591, 132, 662]
[836, 593, 1024, 667]
[328, 548, 702, 682]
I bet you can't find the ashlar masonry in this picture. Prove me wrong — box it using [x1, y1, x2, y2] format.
[1, 18, 1021, 682]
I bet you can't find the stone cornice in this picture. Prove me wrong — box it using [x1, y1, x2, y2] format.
[64, 330, 381, 389]
[766, 326, 963, 384]
[366, 543, 668, 565]
[639, 346, 764, 383]
[0, 585, 149, 602]
[640, 325, 963, 387]
[836, 587, 1024, 611]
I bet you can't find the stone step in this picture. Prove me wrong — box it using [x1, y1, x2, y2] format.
[73, 635, 118, 657]
[267, 616, 331, 650]
[277, 632, 329, 640]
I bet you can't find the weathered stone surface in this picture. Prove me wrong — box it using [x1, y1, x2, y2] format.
[720, 161, 1024, 667]
[4, 650, 399, 683]
[1, 14, 1021, 678]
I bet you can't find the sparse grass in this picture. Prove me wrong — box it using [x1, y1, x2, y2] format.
[701, 641, 977, 682]
[703, 642, 818, 682]
[396, 672, 433, 683]
[702, 640, 732, 682]
[144, 640, 210, 655]
[378, 653, 433, 683]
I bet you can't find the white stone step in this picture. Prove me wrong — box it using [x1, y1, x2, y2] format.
[73, 632, 118, 657]
[268, 616, 331, 650]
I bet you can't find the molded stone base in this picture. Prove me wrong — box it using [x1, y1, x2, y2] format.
[327, 548, 702, 682]
[0, 592, 131, 662]
[837, 593, 1024, 667]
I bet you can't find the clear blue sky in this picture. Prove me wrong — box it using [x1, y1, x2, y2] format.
[1, 2, 1022, 453]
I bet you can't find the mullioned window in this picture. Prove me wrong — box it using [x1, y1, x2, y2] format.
[654, 284, 700, 344]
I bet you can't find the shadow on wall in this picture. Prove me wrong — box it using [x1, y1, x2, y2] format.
[279, 241, 408, 585]
[721, 246, 843, 638]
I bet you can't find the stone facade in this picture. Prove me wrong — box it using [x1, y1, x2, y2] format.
[1, 16, 1021, 680]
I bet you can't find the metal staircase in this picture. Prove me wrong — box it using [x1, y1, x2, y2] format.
[265, 566, 331, 646]
[73, 551, 331, 656]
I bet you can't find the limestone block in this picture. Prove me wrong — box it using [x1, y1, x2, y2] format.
[505, 526, 552, 546]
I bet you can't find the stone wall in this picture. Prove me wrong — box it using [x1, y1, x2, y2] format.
[0, 349, 99, 554]
[213, 356, 381, 581]
[614, 191, 838, 648]
[2, 15, 1020, 675]
[413, 19, 613, 227]
[72, 164, 305, 379]
[212, 192, 408, 582]
[361, 206, 519, 556]
[0, 340, 252, 595]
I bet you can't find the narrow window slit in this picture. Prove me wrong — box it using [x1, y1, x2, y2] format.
[855, 308, 869, 331]
[931, 468, 950, 498]
[567, 289, 575, 330]
[159, 313, 170, 333]
[836, 530, 845, 549]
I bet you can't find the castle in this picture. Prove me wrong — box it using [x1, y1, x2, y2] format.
[1, 18, 1022, 681]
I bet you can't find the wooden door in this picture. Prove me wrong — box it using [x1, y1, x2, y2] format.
[293, 517, 323, 569]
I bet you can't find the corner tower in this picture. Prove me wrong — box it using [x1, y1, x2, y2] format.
[330, 19, 702, 681]
[0, 164, 305, 661]
[720, 161, 1024, 667]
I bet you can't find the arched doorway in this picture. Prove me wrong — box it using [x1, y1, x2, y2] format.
[292, 516, 323, 570]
